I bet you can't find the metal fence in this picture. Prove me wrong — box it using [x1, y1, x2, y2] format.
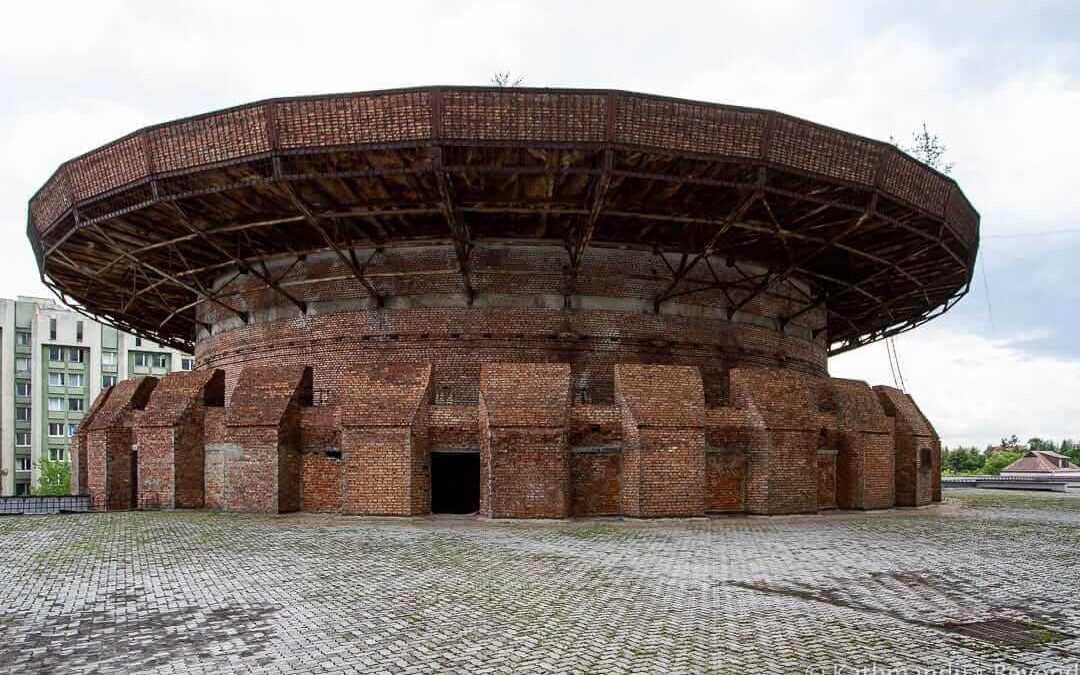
[0, 495, 91, 515]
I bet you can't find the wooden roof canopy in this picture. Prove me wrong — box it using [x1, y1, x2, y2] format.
[27, 86, 979, 354]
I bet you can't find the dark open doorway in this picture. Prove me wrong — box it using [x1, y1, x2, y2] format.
[431, 450, 480, 514]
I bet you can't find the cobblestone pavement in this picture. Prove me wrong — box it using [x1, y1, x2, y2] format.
[1, 490, 1079, 674]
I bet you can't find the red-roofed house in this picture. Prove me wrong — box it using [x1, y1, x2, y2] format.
[1001, 450, 1080, 477]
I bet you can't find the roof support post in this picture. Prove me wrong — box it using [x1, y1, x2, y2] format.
[432, 146, 475, 304]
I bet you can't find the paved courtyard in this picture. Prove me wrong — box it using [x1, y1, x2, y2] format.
[1, 490, 1078, 674]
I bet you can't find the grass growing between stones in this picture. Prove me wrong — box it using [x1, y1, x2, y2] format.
[946, 488, 1080, 512]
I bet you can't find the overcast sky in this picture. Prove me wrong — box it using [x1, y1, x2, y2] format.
[2, 0, 1077, 448]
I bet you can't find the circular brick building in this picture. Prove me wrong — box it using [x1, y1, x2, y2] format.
[29, 87, 978, 517]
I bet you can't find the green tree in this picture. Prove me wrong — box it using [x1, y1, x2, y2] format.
[891, 124, 954, 174]
[982, 451, 1022, 476]
[1062, 439, 1080, 465]
[32, 459, 71, 496]
[943, 446, 983, 473]
[490, 72, 524, 87]
[999, 434, 1020, 450]
[1028, 437, 1058, 453]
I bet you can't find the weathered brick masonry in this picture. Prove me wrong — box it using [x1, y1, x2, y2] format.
[76, 359, 940, 517]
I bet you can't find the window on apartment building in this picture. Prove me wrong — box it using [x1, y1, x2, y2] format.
[15, 482, 30, 496]
[16, 330, 30, 347]
[15, 432, 30, 447]
[76, 320, 84, 343]
[49, 317, 57, 340]
[67, 423, 78, 437]
[48, 397, 64, 412]
[48, 422, 65, 437]
[48, 346, 63, 361]
[134, 352, 147, 367]
[68, 347, 84, 363]
[68, 373, 84, 388]
[15, 357, 30, 372]
[16, 406, 31, 422]
[154, 354, 169, 369]
[49, 447, 67, 462]
[102, 375, 117, 388]
[181, 357, 193, 371]
[48, 372, 65, 386]
[135, 337, 142, 347]
[68, 397, 85, 412]
[102, 351, 117, 367]
[17, 457, 32, 472]
[16, 381, 31, 397]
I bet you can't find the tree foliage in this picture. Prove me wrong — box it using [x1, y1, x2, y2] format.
[490, 71, 524, 87]
[943, 436, 1079, 475]
[891, 123, 954, 175]
[33, 459, 71, 496]
[942, 446, 983, 473]
[982, 451, 1023, 476]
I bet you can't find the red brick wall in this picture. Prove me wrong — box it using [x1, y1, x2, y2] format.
[817, 450, 837, 510]
[70, 386, 114, 495]
[827, 378, 894, 510]
[479, 363, 571, 518]
[705, 450, 746, 513]
[136, 426, 175, 508]
[83, 378, 158, 510]
[203, 407, 228, 510]
[299, 406, 338, 451]
[204, 407, 226, 444]
[429, 405, 479, 449]
[337, 364, 431, 515]
[223, 428, 281, 512]
[92, 356, 940, 517]
[875, 386, 940, 507]
[223, 366, 310, 513]
[569, 405, 621, 447]
[301, 452, 343, 512]
[136, 370, 224, 509]
[616, 364, 706, 517]
[569, 450, 621, 516]
[195, 245, 827, 407]
[705, 405, 770, 515]
[725, 368, 828, 514]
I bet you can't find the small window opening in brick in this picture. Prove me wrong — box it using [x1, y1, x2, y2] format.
[575, 384, 591, 404]
[324, 450, 342, 460]
[434, 386, 455, 405]
[920, 447, 932, 470]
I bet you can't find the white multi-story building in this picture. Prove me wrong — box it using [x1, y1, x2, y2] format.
[1, 296, 192, 496]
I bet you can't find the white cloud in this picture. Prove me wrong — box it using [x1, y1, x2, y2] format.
[831, 327, 1080, 448]
[0, 0, 1077, 442]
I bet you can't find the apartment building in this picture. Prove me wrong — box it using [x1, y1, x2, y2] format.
[1, 296, 191, 496]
